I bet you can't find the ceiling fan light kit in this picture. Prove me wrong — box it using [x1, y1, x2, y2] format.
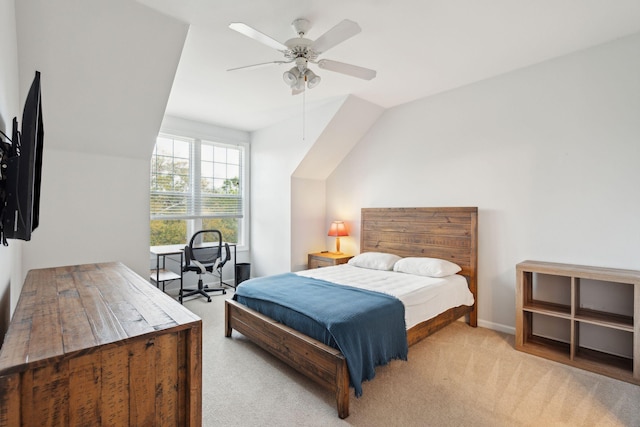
[283, 67, 321, 92]
[305, 69, 321, 89]
[229, 17, 376, 95]
[282, 67, 300, 86]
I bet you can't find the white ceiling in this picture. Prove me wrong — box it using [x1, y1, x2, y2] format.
[137, 0, 640, 132]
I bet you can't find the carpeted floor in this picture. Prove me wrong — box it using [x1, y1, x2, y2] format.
[179, 290, 640, 427]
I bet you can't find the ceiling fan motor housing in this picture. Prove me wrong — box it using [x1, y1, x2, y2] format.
[292, 18, 311, 36]
[284, 38, 318, 66]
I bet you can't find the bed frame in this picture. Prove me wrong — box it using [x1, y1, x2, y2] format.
[225, 207, 478, 418]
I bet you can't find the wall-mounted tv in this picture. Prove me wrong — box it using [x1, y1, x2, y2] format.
[0, 71, 44, 245]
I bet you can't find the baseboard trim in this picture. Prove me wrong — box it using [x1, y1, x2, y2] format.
[454, 316, 515, 335]
[478, 319, 515, 335]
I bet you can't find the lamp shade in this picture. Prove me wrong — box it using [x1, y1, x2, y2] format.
[328, 221, 348, 237]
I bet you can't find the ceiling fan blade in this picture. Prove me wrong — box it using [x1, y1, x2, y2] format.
[317, 59, 377, 80]
[227, 60, 291, 72]
[311, 19, 361, 54]
[229, 22, 288, 52]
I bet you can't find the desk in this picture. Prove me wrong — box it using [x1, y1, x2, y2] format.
[150, 245, 183, 292]
[150, 243, 238, 302]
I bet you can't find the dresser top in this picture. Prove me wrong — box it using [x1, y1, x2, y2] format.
[0, 262, 201, 375]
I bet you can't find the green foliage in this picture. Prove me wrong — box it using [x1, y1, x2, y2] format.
[150, 137, 242, 246]
[202, 218, 238, 243]
[221, 177, 239, 194]
[151, 154, 189, 192]
[150, 218, 239, 246]
[150, 220, 187, 246]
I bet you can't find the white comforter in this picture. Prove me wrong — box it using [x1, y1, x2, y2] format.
[296, 264, 474, 329]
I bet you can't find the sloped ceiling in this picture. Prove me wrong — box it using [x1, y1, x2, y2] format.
[138, 0, 640, 132]
[16, 0, 188, 158]
[293, 96, 384, 180]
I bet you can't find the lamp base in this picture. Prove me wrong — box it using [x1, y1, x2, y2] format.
[334, 237, 342, 255]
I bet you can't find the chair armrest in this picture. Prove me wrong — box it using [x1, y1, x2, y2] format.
[192, 260, 207, 274]
[192, 258, 220, 274]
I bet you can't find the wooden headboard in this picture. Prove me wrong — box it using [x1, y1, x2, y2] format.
[360, 207, 478, 322]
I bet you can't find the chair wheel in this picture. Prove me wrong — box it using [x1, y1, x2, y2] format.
[223, 290, 227, 294]
[207, 297, 212, 302]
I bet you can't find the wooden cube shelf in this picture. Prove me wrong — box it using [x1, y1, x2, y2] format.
[516, 260, 640, 385]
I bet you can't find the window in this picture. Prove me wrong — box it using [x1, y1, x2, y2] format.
[150, 134, 246, 247]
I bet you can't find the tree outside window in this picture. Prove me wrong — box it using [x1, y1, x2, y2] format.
[150, 134, 245, 246]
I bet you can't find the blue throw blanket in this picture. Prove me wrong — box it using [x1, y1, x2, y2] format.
[234, 273, 408, 397]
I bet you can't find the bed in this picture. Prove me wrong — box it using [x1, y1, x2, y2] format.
[225, 207, 478, 418]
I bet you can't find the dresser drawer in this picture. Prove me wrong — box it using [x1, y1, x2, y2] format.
[308, 253, 353, 269]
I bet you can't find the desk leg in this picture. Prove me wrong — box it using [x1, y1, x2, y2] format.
[233, 245, 237, 288]
[156, 254, 161, 289]
[179, 252, 184, 304]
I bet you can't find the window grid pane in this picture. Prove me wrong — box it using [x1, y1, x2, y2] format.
[150, 135, 245, 245]
[151, 135, 192, 194]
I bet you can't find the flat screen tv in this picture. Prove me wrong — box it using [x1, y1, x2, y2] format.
[0, 71, 44, 244]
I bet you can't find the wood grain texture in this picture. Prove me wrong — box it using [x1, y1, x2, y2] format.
[226, 299, 349, 417]
[516, 260, 640, 385]
[186, 322, 203, 427]
[635, 283, 640, 380]
[69, 353, 101, 425]
[100, 345, 130, 426]
[307, 253, 353, 269]
[0, 373, 19, 426]
[361, 207, 478, 326]
[226, 207, 479, 418]
[0, 262, 203, 427]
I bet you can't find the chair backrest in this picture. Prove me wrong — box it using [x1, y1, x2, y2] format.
[185, 229, 223, 267]
[221, 242, 231, 265]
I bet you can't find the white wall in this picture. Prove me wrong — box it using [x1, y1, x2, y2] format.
[12, 0, 188, 289]
[252, 95, 384, 277]
[251, 98, 347, 277]
[291, 96, 384, 270]
[325, 33, 640, 333]
[291, 178, 326, 271]
[22, 149, 151, 278]
[161, 116, 251, 147]
[0, 0, 19, 341]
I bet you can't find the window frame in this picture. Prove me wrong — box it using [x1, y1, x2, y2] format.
[150, 132, 249, 251]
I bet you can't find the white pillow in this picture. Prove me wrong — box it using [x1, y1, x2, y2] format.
[348, 252, 402, 271]
[393, 257, 461, 278]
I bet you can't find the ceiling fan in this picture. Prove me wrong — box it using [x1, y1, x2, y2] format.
[228, 18, 377, 95]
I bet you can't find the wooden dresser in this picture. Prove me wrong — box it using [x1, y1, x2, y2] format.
[0, 262, 202, 426]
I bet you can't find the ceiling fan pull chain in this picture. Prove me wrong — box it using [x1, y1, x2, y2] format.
[302, 87, 306, 141]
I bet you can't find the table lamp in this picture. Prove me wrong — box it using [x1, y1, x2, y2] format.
[328, 221, 348, 254]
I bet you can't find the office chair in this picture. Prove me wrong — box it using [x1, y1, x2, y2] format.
[181, 229, 231, 302]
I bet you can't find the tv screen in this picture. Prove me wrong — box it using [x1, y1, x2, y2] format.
[1, 71, 44, 243]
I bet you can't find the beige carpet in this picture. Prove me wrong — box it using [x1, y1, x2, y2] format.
[179, 290, 640, 427]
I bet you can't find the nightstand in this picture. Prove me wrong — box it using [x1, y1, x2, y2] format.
[308, 252, 353, 269]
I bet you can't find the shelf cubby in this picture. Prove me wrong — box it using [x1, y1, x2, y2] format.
[516, 260, 640, 385]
